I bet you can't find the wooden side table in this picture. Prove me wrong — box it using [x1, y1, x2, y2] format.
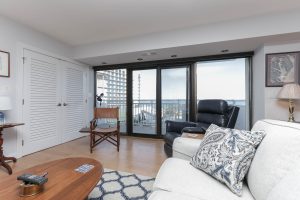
[0, 123, 24, 175]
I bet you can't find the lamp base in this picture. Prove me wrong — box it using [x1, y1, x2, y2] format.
[288, 116, 295, 122]
[288, 99, 295, 122]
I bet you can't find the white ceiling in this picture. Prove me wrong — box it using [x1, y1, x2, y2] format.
[1, 0, 300, 46]
[79, 33, 300, 66]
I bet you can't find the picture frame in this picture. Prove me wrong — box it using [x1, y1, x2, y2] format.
[0, 50, 10, 77]
[266, 52, 300, 87]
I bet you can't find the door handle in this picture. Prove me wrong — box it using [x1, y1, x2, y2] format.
[63, 103, 68, 106]
[57, 103, 62, 106]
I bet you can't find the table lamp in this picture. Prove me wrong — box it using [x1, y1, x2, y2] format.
[0, 96, 12, 125]
[277, 83, 300, 122]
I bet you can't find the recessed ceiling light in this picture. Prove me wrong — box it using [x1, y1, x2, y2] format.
[137, 58, 143, 61]
[221, 49, 229, 53]
[101, 62, 107, 65]
[171, 55, 178, 58]
[141, 52, 157, 56]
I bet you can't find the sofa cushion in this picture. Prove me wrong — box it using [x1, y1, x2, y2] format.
[149, 191, 200, 200]
[173, 137, 202, 161]
[266, 169, 300, 200]
[153, 158, 254, 200]
[247, 119, 300, 200]
[190, 124, 265, 196]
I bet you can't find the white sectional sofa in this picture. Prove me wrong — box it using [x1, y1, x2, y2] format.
[149, 119, 300, 200]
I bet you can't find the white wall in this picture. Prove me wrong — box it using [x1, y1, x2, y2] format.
[87, 68, 95, 121]
[252, 41, 300, 124]
[0, 16, 90, 157]
[252, 46, 265, 124]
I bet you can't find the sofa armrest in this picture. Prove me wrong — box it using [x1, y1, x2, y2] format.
[165, 120, 197, 133]
[173, 137, 202, 161]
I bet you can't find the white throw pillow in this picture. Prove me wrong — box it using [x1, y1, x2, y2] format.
[190, 124, 265, 196]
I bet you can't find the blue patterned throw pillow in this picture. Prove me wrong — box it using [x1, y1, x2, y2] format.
[190, 124, 265, 196]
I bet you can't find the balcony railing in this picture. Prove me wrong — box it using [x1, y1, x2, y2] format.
[97, 99, 246, 134]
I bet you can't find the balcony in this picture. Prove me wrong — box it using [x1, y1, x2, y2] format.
[99, 99, 246, 135]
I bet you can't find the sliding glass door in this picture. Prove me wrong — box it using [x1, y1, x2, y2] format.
[132, 69, 157, 135]
[94, 54, 252, 137]
[161, 67, 188, 135]
[130, 67, 189, 136]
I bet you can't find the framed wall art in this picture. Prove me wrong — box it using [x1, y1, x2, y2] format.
[266, 52, 300, 87]
[0, 50, 10, 77]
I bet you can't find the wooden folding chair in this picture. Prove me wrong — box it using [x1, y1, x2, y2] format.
[90, 107, 120, 153]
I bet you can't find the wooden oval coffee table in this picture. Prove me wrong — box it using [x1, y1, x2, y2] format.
[0, 157, 103, 200]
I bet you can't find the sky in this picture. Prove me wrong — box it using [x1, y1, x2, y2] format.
[197, 58, 246, 100]
[132, 58, 246, 100]
[133, 69, 156, 100]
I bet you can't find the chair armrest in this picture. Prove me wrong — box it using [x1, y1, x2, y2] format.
[165, 120, 197, 133]
[181, 127, 206, 134]
[90, 119, 97, 131]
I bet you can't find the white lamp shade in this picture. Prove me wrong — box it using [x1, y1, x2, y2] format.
[277, 83, 300, 100]
[0, 96, 12, 110]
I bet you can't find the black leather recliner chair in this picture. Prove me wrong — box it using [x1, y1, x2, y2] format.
[164, 99, 240, 157]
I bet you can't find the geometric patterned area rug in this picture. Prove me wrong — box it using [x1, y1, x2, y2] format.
[88, 169, 155, 200]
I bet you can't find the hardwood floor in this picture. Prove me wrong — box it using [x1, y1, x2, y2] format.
[0, 136, 167, 178]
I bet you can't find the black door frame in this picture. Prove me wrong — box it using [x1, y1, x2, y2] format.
[127, 65, 190, 138]
[93, 52, 254, 138]
[127, 67, 160, 138]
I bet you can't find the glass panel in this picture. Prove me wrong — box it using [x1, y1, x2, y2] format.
[161, 67, 188, 134]
[196, 58, 247, 129]
[96, 69, 127, 132]
[132, 69, 156, 134]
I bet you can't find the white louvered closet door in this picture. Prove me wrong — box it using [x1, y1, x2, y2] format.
[62, 62, 86, 142]
[23, 50, 62, 155]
